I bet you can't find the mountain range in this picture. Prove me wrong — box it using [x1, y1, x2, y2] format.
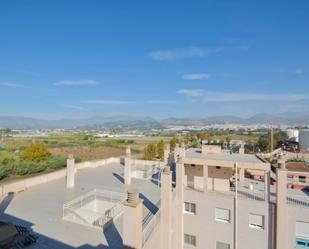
[0, 111, 308, 130]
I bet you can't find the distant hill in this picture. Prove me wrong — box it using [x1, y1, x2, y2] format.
[0, 111, 309, 130]
[0, 116, 164, 130]
[163, 111, 309, 126]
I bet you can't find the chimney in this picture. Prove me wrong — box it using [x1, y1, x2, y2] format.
[123, 189, 143, 249]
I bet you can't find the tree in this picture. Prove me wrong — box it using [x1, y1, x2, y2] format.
[169, 137, 179, 152]
[257, 131, 288, 152]
[257, 134, 270, 152]
[21, 143, 51, 162]
[274, 131, 288, 149]
[183, 135, 190, 145]
[143, 143, 157, 160]
[190, 135, 200, 148]
[157, 139, 165, 160]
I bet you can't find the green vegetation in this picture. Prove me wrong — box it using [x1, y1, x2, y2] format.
[257, 131, 288, 152]
[21, 142, 51, 162]
[169, 137, 179, 151]
[143, 143, 157, 160]
[143, 139, 165, 160]
[0, 129, 289, 182]
[0, 133, 169, 181]
[157, 139, 164, 160]
[0, 155, 66, 181]
[166, 130, 288, 153]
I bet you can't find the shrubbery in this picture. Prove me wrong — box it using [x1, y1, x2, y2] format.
[0, 155, 66, 181]
[21, 142, 51, 161]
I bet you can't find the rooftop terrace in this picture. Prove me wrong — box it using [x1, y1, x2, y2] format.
[0, 161, 161, 249]
[185, 148, 265, 164]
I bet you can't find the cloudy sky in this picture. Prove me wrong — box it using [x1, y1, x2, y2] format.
[1, 0, 309, 119]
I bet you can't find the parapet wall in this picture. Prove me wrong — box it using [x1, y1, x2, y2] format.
[131, 159, 164, 168]
[0, 157, 121, 197]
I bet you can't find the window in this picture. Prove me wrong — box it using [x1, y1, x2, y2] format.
[184, 234, 196, 247]
[295, 222, 309, 248]
[184, 202, 196, 214]
[249, 214, 264, 229]
[295, 238, 309, 248]
[215, 208, 230, 223]
[216, 241, 230, 249]
[299, 176, 306, 183]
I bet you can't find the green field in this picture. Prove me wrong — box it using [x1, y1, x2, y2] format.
[0, 133, 171, 182]
[0, 130, 280, 182]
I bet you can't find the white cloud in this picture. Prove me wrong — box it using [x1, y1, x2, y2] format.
[81, 100, 138, 105]
[0, 82, 27, 88]
[149, 47, 222, 61]
[64, 105, 85, 110]
[177, 89, 309, 102]
[177, 89, 205, 97]
[203, 92, 309, 102]
[0, 82, 52, 91]
[54, 80, 98, 86]
[294, 68, 304, 75]
[148, 100, 177, 104]
[182, 73, 211, 80]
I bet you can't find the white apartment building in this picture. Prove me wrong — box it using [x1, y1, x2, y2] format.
[160, 144, 309, 249]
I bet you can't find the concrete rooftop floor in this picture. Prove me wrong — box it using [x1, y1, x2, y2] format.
[0, 162, 161, 249]
[186, 148, 266, 164]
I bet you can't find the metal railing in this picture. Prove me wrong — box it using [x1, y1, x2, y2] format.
[230, 187, 266, 201]
[142, 210, 161, 247]
[287, 194, 309, 207]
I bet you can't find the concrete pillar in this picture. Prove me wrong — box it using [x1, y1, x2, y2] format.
[164, 144, 170, 165]
[124, 146, 132, 185]
[126, 146, 131, 157]
[175, 158, 184, 249]
[276, 168, 287, 249]
[174, 143, 180, 161]
[239, 143, 245, 154]
[161, 167, 172, 249]
[278, 158, 286, 170]
[203, 164, 208, 191]
[239, 168, 245, 182]
[66, 154, 75, 188]
[123, 189, 143, 249]
[264, 170, 270, 203]
[179, 142, 186, 159]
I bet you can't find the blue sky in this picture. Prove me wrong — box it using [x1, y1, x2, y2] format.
[1, 0, 309, 119]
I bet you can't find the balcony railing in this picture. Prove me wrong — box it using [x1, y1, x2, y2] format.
[287, 194, 309, 207]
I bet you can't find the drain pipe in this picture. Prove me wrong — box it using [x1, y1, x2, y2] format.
[234, 162, 238, 249]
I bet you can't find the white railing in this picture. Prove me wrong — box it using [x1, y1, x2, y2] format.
[63, 188, 126, 229]
[230, 186, 266, 201]
[92, 202, 124, 228]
